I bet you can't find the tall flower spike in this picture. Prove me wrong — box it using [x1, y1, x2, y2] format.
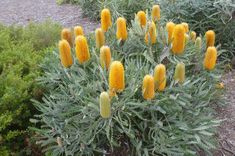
[100, 92, 111, 118]
[61, 28, 73, 46]
[166, 22, 175, 44]
[195, 37, 202, 50]
[116, 17, 128, 41]
[142, 75, 155, 100]
[59, 40, 73, 68]
[75, 36, 90, 64]
[137, 11, 147, 27]
[152, 5, 160, 21]
[95, 28, 105, 49]
[171, 24, 186, 54]
[145, 21, 157, 44]
[204, 46, 217, 70]
[205, 30, 215, 47]
[109, 61, 125, 93]
[101, 8, 112, 32]
[181, 23, 189, 33]
[174, 62, 185, 83]
[74, 26, 84, 37]
[154, 64, 166, 91]
[190, 31, 196, 41]
[100, 46, 111, 70]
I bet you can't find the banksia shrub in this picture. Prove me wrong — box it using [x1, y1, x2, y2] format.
[74, 26, 84, 37]
[142, 75, 155, 100]
[154, 64, 166, 91]
[75, 35, 90, 64]
[59, 39, 73, 68]
[95, 28, 105, 49]
[190, 31, 196, 41]
[181, 22, 189, 33]
[204, 46, 217, 70]
[101, 8, 112, 32]
[174, 62, 185, 83]
[61, 28, 73, 46]
[100, 46, 111, 70]
[206, 30, 215, 47]
[195, 37, 202, 50]
[99, 92, 111, 118]
[116, 17, 128, 41]
[145, 21, 157, 44]
[166, 21, 175, 44]
[137, 11, 147, 27]
[109, 61, 125, 93]
[171, 24, 185, 54]
[152, 5, 160, 21]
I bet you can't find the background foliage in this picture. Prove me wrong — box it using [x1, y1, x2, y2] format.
[0, 21, 61, 155]
[33, 12, 225, 155]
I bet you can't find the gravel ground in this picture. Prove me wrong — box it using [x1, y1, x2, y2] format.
[0, 0, 98, 32]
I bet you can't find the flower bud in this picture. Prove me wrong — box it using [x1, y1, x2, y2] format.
[74, 26, 84, 37]
[59, 40, 73, 68]
[95, 28, 105, 49]
[205, 30, 215, 47]
[203, 46, 217, 70]
[171, 24, 185, 54]
[100, 46, 111, 70]
[174, 62, 185, 83]
[61, 28, 73, 46]
[116, 17, 128, 41]
[101, 8, 112, 32]
[75, 36, 90, 64]
[142, 75, 155, 100]
[152, 5, 160, 21]
[137, 11, 147, 27]
[100, 92, 111, 118]
[154, 64, 166, 91]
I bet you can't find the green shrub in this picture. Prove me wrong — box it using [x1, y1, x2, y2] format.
[33, 8, 225, 155]
[0, 21, 61, 155]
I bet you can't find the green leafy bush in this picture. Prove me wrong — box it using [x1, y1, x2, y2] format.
[157, 0, 235, 60]
[0, 21, 61, 155]
[33, 8, 225, 155]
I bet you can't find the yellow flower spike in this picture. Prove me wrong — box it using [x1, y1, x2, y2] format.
[174, 62, 185, 83]
[101, 8, 112, 32]
[137, 11, 147, 27]
[100, 92, 111, 118]
[204, 46, 217, 70]
[195, 37, 202, 50]
[166, 21, 175, 44]
[109, 61, 125, 93]
[154, 64, 166, 91]
[61, 28, 73, 46]
[75, 36, 90, 64]
[100, 46, 111, 70]
[142, 75, 155, 100]
[216, 82, 224, 89]
[205, 30, 215, 47]
[171, 24, 186, 54]
[116, 17, 128, 41]
[95, 28, 105, 49]
[74, 26, 84, 37]
[181, 22, 189, 33]
[152, 5, 160, 21]
[190, 31, 196, 41]
[145, 21, 157, 44]
[185, 34, 190, 44]
[59, 40, 73, 68]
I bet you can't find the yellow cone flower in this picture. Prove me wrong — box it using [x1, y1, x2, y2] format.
[166, 22, 175, 44]
[181, 22, 189, 33]
[174, 62, 185, 83]
[204, 46, 217, 70]
[75, 36, 90, 64]
[142, 75, 155, 100]
[190, 31, 196, 41]
[74, 26, 84, 37]
[95, 28, 105, 49]
[100, 46, 111, 70]
[116, 17, 128, 41]
[195, 37, 202, 50]
[205, 30, 215, 47]
[101, 8, 112, 32]
[154, 64, 166, 91]
[109, 61, 125, 93]
[61, 28, 73, 46]
[152, 5, 160, 21]
[100, 92, 111, 118]
[59, 40, 73, 68]
[137, 11, 147, 27]
[145, 21, 157, 44]
[171, 24, 186, 54]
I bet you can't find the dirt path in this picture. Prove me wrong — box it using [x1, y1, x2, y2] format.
[214, 70, 235, 156]
[0, 0, 98, 32]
